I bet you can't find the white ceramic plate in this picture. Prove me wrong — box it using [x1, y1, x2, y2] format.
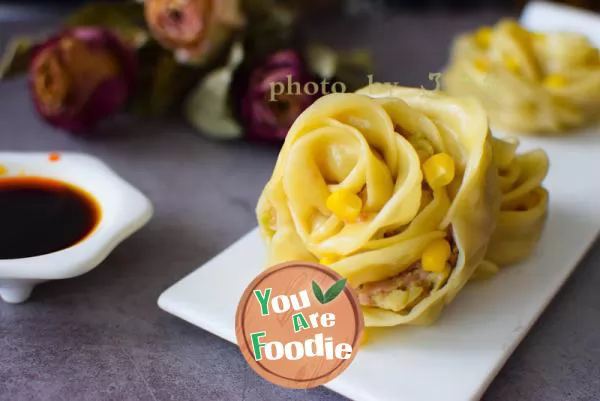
[158, 3, 600, 400]
[0, 152, 153, 304]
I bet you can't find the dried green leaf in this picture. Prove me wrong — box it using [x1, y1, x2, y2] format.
[184, 43, 244, 139]
[184, 68, 243, 139]
[150, 54, 182, 114]
[241, 0, 298, 59]
[227, 40, 245, 66]
[64, 2, 145, 29]
[306, 45, 373, 91]
[0, 37, 38, 80]
[114, 29, 151, 50]
[131, 43, 205, 116]
[334, 49, 374, 91]
[305, 44, 338, 79]
[338, 49, 373, 71]
[65, 2, 149, 50]
[243, 0, 296, 22]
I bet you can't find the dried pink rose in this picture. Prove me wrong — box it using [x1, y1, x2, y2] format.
[240, 50, 319, 142]
[144, 0, 244, 64]
[29, 28, 137, 134]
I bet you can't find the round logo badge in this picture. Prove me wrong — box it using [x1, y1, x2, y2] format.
[235, 261, 364, 389]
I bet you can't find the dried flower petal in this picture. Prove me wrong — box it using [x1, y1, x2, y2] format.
[145, 0, 244, 65]
[29, 28, 137, 133]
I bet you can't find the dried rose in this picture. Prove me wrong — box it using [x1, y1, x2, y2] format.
[144, 0, 244, 64]
[29, 28, 137, 134]
[239, 50, 319, 142]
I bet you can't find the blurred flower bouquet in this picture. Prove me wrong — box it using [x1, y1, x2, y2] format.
[0, 0, 372, 143]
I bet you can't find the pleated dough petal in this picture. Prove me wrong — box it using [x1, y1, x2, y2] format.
[484, 138, 550, 267]
[257, 85, 501, 327]
[443, 18, 600, 134]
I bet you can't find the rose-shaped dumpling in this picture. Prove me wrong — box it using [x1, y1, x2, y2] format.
[256, 84, 501, 327]
[484, 137, 549, 267]
[443, 19, 600, 134]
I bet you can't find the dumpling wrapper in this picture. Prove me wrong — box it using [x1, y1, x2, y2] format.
[484, 137, 550, 267]
[443, 19, 600, 134]
[257, 85, 501, 327]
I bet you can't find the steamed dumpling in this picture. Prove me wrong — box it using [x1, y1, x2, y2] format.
[256, 84, 500, 327]
[443, 19, 600, 134]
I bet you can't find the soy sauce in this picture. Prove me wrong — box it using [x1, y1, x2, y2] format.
[0, 177, 100, 259]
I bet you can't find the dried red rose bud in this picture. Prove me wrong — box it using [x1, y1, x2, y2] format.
[144, 0, 244, 64]
[29, 28, 137, 134]
[240, 50, 320, 142]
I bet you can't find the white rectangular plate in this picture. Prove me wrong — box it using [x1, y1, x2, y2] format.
[159, 2, 600, 401]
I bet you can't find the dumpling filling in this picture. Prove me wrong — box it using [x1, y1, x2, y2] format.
[357, 239, 458, 314]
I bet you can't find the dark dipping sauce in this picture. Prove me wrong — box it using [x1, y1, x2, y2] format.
[0, 177, 100, 259]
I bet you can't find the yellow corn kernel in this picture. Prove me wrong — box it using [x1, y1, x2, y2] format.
[326, 190, 363, 222]
[543, 74, 567, 89]
[0, 165, 7, 175]
[503, 55, 520, 73]
[474, 57, 491, 73]
[422, 239, 452, 273]
[319, 255, 339, 266]
[474, 27, 493, 48]
[423, 153, 455, 189]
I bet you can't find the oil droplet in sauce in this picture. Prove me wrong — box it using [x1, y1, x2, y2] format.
[0, 177, 100, 259]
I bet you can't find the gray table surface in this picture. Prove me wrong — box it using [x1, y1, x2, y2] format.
[1, 10, 600, 401]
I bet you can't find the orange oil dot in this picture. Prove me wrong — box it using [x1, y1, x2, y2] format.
[49, 153, 61, 162]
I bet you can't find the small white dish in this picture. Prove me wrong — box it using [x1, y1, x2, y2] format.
[0, 152, 153, 304]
